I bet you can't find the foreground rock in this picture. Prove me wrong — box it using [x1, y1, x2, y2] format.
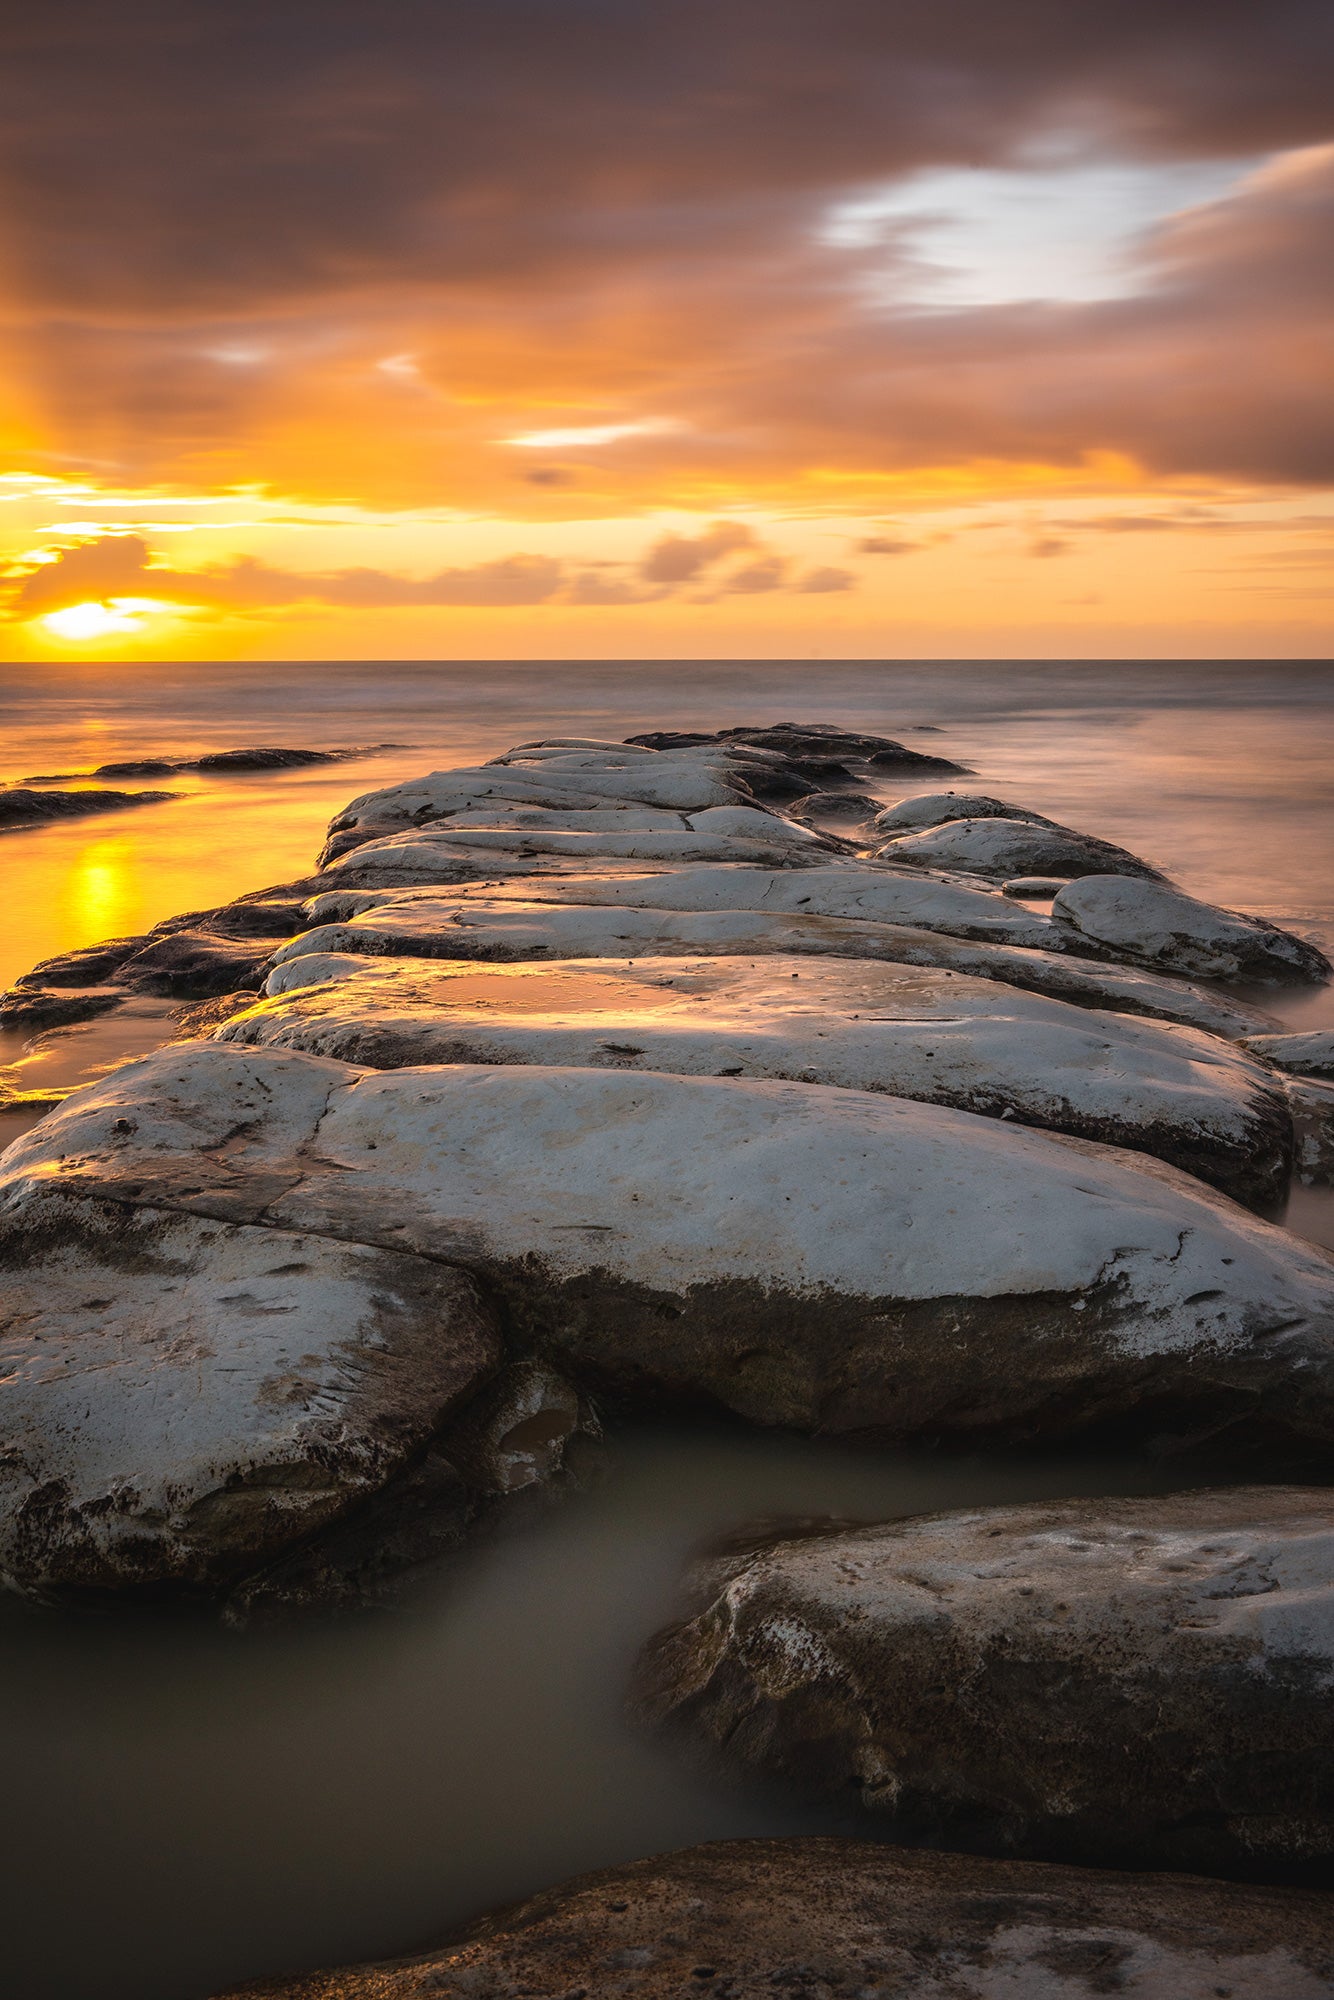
[214, 1836, 1334, 1998]
[273, 893, 1273, 1038]
[220, 953, 1293, 1206]
[634, 1488, 1334, 1878]
[0, 1176, 499, 1597]
[0, 785, 176, 828]
[875, 816, 1164, 884]
[6, 1043, 1334, 1483]
[1054, 876, 1332, 984]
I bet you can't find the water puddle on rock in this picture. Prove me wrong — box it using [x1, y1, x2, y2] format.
[0, 1424, 1191, 2000]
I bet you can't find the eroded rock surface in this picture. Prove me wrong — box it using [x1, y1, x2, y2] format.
[1246, 1030, 1334, 1079]
[1053, 876, 1332, 984]
[7, 1044, 1334, 1463]
[218, 953, 1293, 1205]
[633, 1488, 1334, 1877]
[873, 792, 1061, 835]
[214, 1837, 1334, 1999]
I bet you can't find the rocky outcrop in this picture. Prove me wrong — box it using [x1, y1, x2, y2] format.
[1053, 876, 1332, 984]
[0, 785, 177, 828]
[24, 745, 396, 781]
[270, 893, 1273, 1038]
[874, 816, 1164, 883]
[632, 1488, 1334, 1878]
[6, 1043, 1334, 1489]
[219, 953, 1293, 1206]
[1245, 1030, 1334, 1079]
[213, 1837, 1334, 1998]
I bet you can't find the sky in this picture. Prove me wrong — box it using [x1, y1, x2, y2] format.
[0, 0, 1331, 660]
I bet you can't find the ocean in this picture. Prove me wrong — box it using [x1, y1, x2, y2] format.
[1, 657, 1332, 1998]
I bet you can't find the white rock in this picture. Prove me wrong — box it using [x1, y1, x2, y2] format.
[1053, 876, 1332, 984]
[634, 1488, 1334, 1874]
[219, 953, 1292, 1206]
[8, 1043, 1334, 1452]
[873, 816, 1162, 882]
[873, 791, 1060, 834]
[269, 892, 1274, 1038]
[0, 1179, 498, 1597]
[1244, 1030, 1334, 1079]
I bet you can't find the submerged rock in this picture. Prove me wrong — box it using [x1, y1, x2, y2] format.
[219, 953, 1293, 1206]
[0, 786, 177, 828]
[1053, 876, 1332, 984]
[213, 1835, 1334, 1998]
[271, 892, 1273, 1038]
[8, 1044, 1334, 1462]
[633, 1488, 1334, 1878]
[874, 816, 1165, 883]
[1291, 1077, 1334, 1187]
[1245, 1030, 1334, 1079]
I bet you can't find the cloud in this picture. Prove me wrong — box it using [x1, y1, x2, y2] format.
[638, 522, 755, 583]
[858, 536, 915, 554]
[1028, 536, 1070, 558]
[721, 555, 790, 594]
[795, 565, 855, 592]
[0, 5, 1330, 507]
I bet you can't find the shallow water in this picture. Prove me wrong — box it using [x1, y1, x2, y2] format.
[0, 658, 1332, 1997]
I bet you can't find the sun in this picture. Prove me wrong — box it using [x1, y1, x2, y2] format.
[41, 598, 163, 640]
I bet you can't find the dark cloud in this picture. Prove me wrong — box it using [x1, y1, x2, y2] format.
[1, 5, 1331, 495]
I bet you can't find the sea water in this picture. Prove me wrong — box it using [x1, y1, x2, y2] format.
[0, 658, 1331, 1998]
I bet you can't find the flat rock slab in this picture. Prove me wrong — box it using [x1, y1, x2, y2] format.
[634, 1488, 1334, 1877]
[8, 1044, 1334, 1456]
[214, 1836, 1334, 1999]
[1245, 1030, 1334, 1079]
[875, 816, 1164, 883]
[0, 1177, 499, 1597]
[220, 953, 1292, 1206]
[330, 823, 831, 870]
[1053, 876, 1332, 984]
[273, 893, 1273, 1039]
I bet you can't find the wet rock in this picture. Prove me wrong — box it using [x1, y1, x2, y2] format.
[717, 723, 969, 772]
[0, 786, 177, 828]
[173, 991, 268, 1038]
[220, 953, 1293, 1207]
[1291, 1077, 1334, 1186]
[0, 1175, 500, 1598]
[1244, 1030, 1334, 1079]
[326, 809, 837, 871]
[212, 1835, 1334, 1998]
[1053, 876, 1332, 984]
[873, 791, 1062, 835]
[633, 1488, 1334, 1878]
[8, 935, 151, 988]
[10, 1042, 1334, 1455]
[193, 747, 379, 771]
[874, 817, 1165, 883]
[0, 987, 126, 1030]
[108, 928, 275, 998]
[1002, 876, 1067, 898]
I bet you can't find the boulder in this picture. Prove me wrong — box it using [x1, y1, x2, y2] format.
[1053, 877, 1332, 984]
[0, 786, 177, 827]
[219, 953, 1293, 1206]
[873, 791, 1061, 835]
[633, 1488, 1334, 1877]
[272, 892, 1273, 1038]
[1003, 876, 1067, 898]
[0, 1175, 500, 1598]
[1244, 1030, 1334, 1079]
[874, 817, 1164, 884]
[789, 789, 885, 825]
[8, 1043, 1334, 1457]
[212, 1836, 1334, 1999]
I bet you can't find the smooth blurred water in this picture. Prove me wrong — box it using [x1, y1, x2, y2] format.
[0, 659, 1332, 1998]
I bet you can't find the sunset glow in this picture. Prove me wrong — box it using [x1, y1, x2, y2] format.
[0, 8, 1328, 660]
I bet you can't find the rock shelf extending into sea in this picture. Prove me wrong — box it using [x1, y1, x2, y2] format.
[2, 720, 1332, 1992]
